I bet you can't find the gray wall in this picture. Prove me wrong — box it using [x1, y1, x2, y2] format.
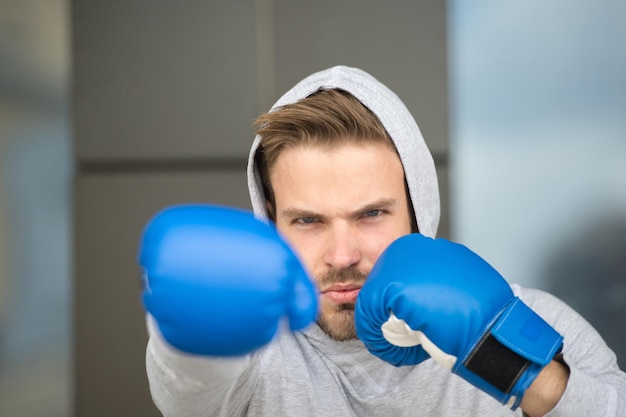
[72, 1, 449, 415]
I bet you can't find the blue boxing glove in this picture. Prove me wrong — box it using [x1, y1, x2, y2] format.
[139, 204, 318, 356]
[355, 234, 563, 409]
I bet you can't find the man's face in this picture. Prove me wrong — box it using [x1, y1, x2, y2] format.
[270, 142, 412, 341]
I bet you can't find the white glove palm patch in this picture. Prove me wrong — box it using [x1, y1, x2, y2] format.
[381, 312, 457, 370]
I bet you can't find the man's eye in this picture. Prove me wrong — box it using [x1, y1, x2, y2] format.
[364, 210, 382, 217]
[297, 217, 317, 224]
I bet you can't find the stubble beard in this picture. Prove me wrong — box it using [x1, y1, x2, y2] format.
[316, 268, 367, 341]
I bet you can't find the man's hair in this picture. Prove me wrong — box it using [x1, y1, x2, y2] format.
[253, 88, 397, 216]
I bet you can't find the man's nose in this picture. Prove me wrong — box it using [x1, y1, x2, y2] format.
[323, 224, 361, 270]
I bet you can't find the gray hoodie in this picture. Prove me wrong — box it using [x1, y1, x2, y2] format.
[146, 66, 626, 417]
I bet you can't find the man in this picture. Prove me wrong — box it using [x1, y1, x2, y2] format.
[140, 66, 626, 416]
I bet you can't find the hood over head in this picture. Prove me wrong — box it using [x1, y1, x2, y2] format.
[246, 65, 440, 238]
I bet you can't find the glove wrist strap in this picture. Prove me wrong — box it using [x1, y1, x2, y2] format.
[454, 298, 564, 409]
[465, 333, 531, 395]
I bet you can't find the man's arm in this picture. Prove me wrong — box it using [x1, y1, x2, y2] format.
[520, 359, 569, 417]
[146, 316, 253, 416]
[138, 205, 318, 415]
[355, 234, 564, 409]
[355, 234, 626, 415]
[516, 286, 626, 417]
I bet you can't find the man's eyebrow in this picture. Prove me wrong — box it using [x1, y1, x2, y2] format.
[353, 198, 397, 216]
[280, 198, 397, 219]
[280, 207, 320, 219]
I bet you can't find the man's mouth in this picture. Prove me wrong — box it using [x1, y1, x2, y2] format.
[321, 283, 362, 304]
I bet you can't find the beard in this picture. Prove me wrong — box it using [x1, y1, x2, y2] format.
[316, 267, 368, 341]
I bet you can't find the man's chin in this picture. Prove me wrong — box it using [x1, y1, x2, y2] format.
[317, 306, 358, 341]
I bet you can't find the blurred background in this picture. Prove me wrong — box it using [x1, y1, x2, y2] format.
[0, 1, 623, 416]
[0, 1, 71, 416]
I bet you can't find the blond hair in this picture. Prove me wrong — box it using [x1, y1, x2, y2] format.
[253, 88, 396, 212]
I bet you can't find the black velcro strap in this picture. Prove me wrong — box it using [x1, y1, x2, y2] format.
[464, 334, 530, 394]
